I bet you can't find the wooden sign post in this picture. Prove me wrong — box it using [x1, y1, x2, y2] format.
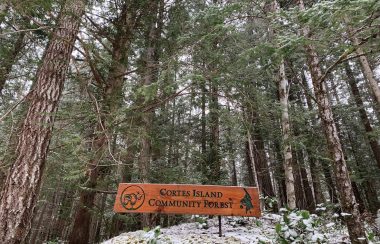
[114, 183, 261, 236]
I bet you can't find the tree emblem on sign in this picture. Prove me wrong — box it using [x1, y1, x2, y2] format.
[120, 185, 145, 210]
[240, 188, 254, 213]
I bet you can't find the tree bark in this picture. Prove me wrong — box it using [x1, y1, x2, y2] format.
[299, 72, 325, 205]
[279, 60, 296, 209]
[0, 0, 86, 242]
[273, 140, 288, 208]
[307, 51, 366, 244]
[208, 80, 220, 184]
[349, 32, 380, 115]
[246, 134, 258, 187]
[292, 150, 306, 209]
[226, 100, 238, 186]
[200, 80, 207, 182]
[300, 0, 367, 239]
[298, 151, 316, 211]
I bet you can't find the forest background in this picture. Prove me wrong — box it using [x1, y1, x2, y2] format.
[0, 0, 379, 243]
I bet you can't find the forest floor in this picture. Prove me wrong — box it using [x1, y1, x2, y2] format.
[102, 212, 367, 243]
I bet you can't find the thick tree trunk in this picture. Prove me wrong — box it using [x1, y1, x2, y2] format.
[300, 1, 367, 242]
[302, 72, 338, 203]
[0, 0, 86, 242]
[302, 26, 367, 244]
[279, 61, 296, 209]
[308, 56, 366, 244]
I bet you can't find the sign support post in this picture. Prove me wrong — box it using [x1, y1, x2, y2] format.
[218, 216, 222, 237]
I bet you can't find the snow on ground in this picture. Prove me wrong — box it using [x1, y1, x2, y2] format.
[102, 213, 352, 243]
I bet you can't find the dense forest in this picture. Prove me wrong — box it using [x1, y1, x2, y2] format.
[0, 0, 379, 243]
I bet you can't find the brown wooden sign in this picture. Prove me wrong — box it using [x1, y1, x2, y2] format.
[113, 183, 261, 217]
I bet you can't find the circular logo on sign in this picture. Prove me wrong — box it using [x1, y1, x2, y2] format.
[120, 185, 145, 210]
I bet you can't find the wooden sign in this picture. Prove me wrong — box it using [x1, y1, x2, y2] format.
[114, 183, 261, 217]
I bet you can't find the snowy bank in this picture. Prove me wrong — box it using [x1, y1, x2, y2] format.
[102, 213, 355, 243]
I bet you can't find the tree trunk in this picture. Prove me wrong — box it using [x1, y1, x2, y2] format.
[94, 193, 107, 243]
[138, 0, 162, 184]
[308, 155, 325, 204]
[226, 100, 238, 186]
[253, 132, 276, 199]
[292, 150, 306, 209]
[137, 0, 163, 228]
[68, 2, 139, 242]
[300, 0, 367, 238]
[0, 0, 86, 242]
[300, 71, 325, 205]
[279, 60, 296, 209]
[301, 71, 338, 204]
[298, 151, 316, 211]
[349, 32, 380, 115]
[201, 80, 207, 182]
[273, 140, 288, 208]
[208, 80, 220, 184]
[29, 200, 48, 244]
[246, 134, 258, 187]
[51, 190, 69, 240]
[307, 53, 366, 244]
[68, 135, 105, 244]
[345, 62, 380, 170]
